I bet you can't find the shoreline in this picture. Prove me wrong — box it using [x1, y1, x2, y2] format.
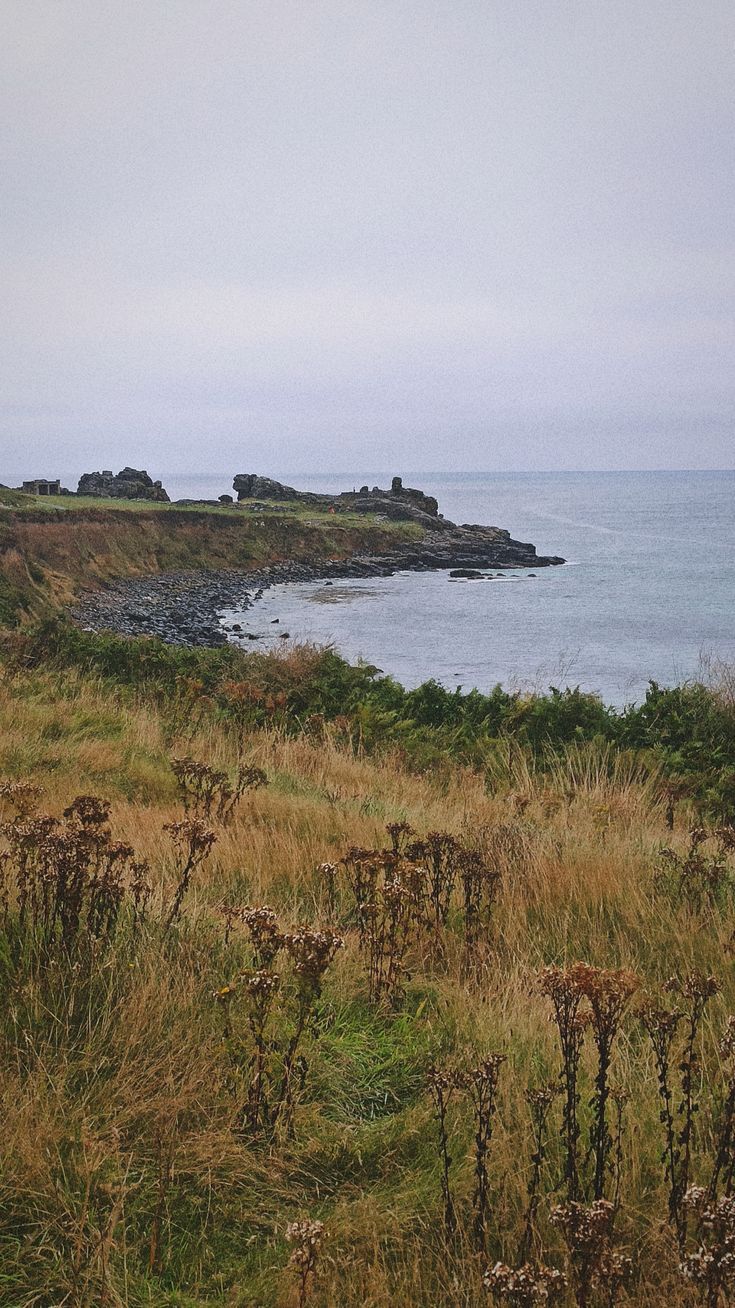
[72, 531, 565, 647]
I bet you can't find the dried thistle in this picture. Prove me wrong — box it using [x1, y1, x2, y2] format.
[551, 1199, 631, 1307]
[706, 1017, 735, 1207]
[680, 1189, 735, 1307]
[569, 963, 638, 1200]
[0, 793, 149, 954]
[0, 779, 44, 818]
[163, 817, 216, 927]
[406, 830, 462, 932]
[656, 827, 735, 911]
[483, 1261, 567, 1307]
[171, 757, 267, 825]
[641, 974, 721, 1247]
[342, 848, 424, 1005]
[428, 1063, 463, 1239]
[218, 917, 341, 1141]
[273, 929, 343, 1133]
[315, 861, 338, 918]
[467, 1054, 506, 1251]
[224, 904, 285, 967]
[240, 968, 281, 1133]
[286, 1218, 325, 1308]
[640, 998, 684, 1235]
[283, 928, 344, 996]
[460, 848, 501, 974]
[386, 820, 415, 854]
[672, 973, 722, 1247]
[538, 966, 590, 1200]
[518, 1085, 560, 1265]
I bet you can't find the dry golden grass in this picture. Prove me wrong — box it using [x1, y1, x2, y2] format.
[0, 663, 732, 1306]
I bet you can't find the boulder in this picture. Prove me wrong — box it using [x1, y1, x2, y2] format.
[233, 473, 300, 501]
[77, 468, 169, 501]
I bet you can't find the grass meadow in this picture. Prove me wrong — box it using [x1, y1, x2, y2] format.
[0, 652, 734, 1306]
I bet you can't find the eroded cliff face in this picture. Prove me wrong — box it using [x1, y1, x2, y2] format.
[0, 506, 421, 626]
[0, 483, 564, 636]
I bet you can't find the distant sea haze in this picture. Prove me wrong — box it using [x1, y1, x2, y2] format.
[165, 470, 735, 707]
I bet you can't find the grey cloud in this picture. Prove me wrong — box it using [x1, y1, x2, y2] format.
[1, 0, 733, 482]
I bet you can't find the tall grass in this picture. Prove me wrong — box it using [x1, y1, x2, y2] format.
[1, 660, 735, 1305]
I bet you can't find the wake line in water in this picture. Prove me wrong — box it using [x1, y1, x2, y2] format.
[512, 503, 691, 546]
[509, 506, 623, 537]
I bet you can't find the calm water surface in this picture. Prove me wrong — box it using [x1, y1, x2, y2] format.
[165, 471, 735, 706]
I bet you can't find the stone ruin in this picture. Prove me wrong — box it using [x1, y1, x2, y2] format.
[21, 478, 63, 495]
[76, 467, 170, 502]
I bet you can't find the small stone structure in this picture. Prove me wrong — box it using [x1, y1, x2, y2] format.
[22, 478, 61, 495]
[77, 467, 170, 502]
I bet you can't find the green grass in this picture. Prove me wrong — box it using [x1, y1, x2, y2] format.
[5, 491, 420, 533]
[0, 486, 34, 508]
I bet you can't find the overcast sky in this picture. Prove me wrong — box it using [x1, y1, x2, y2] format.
[1, 1, 733, 482]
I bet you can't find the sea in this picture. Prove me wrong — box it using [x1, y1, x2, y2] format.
[163, 471, 735, 708]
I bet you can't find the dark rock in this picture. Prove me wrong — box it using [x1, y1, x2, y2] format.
[77, 467, 170, 501]
[388, 476, 439, 516]
[449, 568, 485, 579]
[232, 471, 441, 525]
[233, 473, 299, 501]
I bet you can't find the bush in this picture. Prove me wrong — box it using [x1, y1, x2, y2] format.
[8, 619, 735, 816]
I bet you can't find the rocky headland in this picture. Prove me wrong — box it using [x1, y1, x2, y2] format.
[71, 474, 564, 646]
[232, 472, 441, 526]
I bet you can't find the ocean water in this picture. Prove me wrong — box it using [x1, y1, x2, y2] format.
[165, 471, 735, 707]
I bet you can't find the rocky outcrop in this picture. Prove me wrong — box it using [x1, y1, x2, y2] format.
[77, 468, 170, 502]
[233, 472, 440, 525]
[390, 476, 438, 515]
[233, 474, 300, 501]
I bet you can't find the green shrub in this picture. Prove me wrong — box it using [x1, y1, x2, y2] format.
[9, 619, 735, 816]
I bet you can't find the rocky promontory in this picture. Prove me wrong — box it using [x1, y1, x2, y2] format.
[71, 475, 564, 646]
[232, 473, 441, 526]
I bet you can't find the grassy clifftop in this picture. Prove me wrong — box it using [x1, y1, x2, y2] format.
[0, 498, 420, 624]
